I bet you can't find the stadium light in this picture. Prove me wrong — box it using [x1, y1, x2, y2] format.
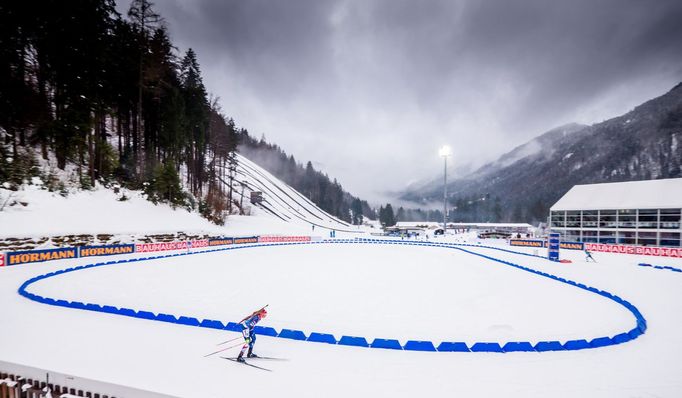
[439, 145, 451, 236]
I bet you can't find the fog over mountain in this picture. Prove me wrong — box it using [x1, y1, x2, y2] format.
[401, 83, 682, 223]
[115, 0, 682, 203]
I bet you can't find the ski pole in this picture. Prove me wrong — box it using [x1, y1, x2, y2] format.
[217, 336, 242, 346]
[204, 341, 245, 358]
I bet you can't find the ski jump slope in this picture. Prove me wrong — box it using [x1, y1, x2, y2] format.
[221, 153, 359, 233]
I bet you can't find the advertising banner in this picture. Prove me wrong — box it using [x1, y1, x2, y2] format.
[259, 236, 312, 243]
[188, 239, 209, 249]
[209, 237, 234, 246]
[136, 241, 189, 253]
[135, 240, 209, 253]
[558, 241, 585, 250]
[0, 253, 4, 266]
[510, 239, 544, 248]
[234, 236, 259, 245]
[6, 247, 78, 266]
[548, 233, 560, 262]
[79, 244, 135, 258]
[585, 243, 682, 258]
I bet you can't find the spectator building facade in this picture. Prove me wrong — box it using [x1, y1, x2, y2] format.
[549, 178, 682, 247]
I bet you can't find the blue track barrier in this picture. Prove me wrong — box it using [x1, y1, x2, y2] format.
[470, 342, 504, 353]
[371, 338, 402, 350]
[611, 332, 632, 344]
[638, 263, 682, 273]
[16, 239, 648, 354]
[225, 322, 241, 332]
[118, 308, 137, 317]
[563, 339, 590, 350]
[502, 342, 535, 352]
[534, 341, 565, 352]
[200, 319, 225, 329]
[253, 326, 278, 337]
[437, 342, 469, 352]
[403, 341, 436, 352]
[589, 337, 613, 348]
[307, 332, 337, 344]
[177, 316, 201, 326]
[156, 313, 178, 323]
[278, 329, 307, 340]
[338, 336, 369, 347]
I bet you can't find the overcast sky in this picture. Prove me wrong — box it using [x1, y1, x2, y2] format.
[117, 0, 682, 203]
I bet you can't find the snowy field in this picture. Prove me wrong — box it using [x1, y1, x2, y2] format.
[2, 237, 682, 397]
[1, 158, 681, 397]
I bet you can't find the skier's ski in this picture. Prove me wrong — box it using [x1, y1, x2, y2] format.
[222, 357, 272, 372]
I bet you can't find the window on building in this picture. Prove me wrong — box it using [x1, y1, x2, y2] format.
[566, 211, 581, 228]
[582, 230, 598, 243]
[617, 230, 637, 245]
[550, 211, 565, 228]
[565, 230, 581, 242]
[637, 231, 657, 246]
[660, 209, 681, 229]
[637, 209, 658, 229]
[660, 232, 681, 247]
[599, 230, 616, 244]
[617, 209, 636, 228]
[582, 210, 598, 228]
[599, 210, 617, 229]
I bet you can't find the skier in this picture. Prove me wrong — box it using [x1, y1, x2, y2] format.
[585, 250, 596, 262]
[237, 307, 268, 362]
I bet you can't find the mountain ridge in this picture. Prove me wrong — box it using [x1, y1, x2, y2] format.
[400, 82, 682, 223]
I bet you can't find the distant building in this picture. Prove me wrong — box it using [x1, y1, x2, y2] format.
[549, 178, 682, 247]
[395, 222, 534, 235]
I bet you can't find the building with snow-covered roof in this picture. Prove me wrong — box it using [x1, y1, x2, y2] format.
[549, 178, 682, 247]
[396, 222, 534, 234]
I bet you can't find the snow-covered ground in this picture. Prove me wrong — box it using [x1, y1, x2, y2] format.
[1, 235, 681, 397]
[1, 157, 681, 397]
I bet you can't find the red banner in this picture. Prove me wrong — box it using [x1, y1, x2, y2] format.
[585, 243, 682, 258]
[135, 239, 209, 253]
[259, 236, 311, 243]
[0, 253, 4, 266]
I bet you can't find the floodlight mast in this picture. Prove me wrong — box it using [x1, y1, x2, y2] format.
[439, 146, 451, 236]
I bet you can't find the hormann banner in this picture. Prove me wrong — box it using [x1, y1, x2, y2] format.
[209, 237, 234, 246]
[135, 239, 209, 253]
[6, 247, 78, 266]
[234, 236, 259, 244]
[79, 244, 135, 258]
[510, 239, 544, 248]
[259, 236, 312, 243]
[585, 243, 682, 258]
[510, 240, 585, 250]
[557, 241, 585, 250]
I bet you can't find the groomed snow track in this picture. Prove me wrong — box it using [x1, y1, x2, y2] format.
[17, 239, 647, 353]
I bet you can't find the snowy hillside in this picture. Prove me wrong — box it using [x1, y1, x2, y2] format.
[227, 154, 360, 233]
[0, 152, 362, 241]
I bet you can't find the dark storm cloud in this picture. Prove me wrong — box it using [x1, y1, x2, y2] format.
[117, 0, 682, 202]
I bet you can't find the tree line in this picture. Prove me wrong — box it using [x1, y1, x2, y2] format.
[1, 0, 240, 217]
[238, 135, 374, 224]
[0, 0, 381, 225]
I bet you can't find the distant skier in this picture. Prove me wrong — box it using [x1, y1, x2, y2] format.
[585, 250, 596, 262]
[237, 307, 268, 362]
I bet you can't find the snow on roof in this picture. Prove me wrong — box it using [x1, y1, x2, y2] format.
[550, 178, 682, 211]
[396, 222, 533, 228]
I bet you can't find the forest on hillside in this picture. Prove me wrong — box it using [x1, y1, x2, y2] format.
[0, 0, 371, 225]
